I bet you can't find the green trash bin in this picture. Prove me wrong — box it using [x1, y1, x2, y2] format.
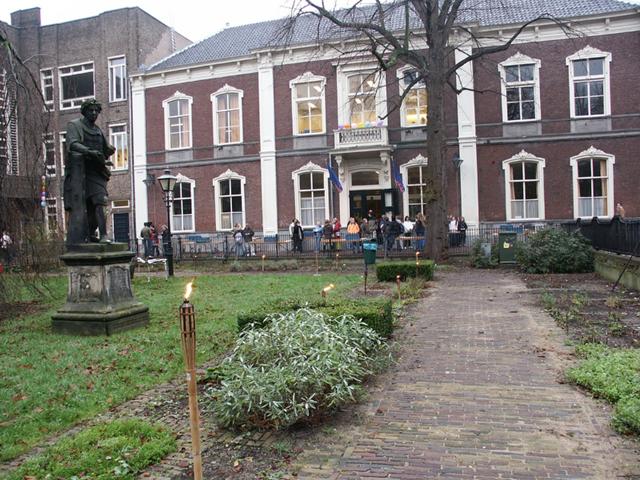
[363, 240, 377, 265]
[498, 231, 517, 264]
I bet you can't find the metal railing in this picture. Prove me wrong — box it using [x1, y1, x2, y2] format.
[334, 126, 388, 149]
[563, 217, 640, 256]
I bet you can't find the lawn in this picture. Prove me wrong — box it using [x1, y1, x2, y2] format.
[0, 272, 360, 462]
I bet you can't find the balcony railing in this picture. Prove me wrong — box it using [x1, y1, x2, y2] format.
[334, 126, 388, 149]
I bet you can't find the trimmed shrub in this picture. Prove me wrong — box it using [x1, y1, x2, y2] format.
[515, 228, 593, 273]
[206, 308, 390, 429]
[375, 260, 435, 282]
[237, 297, 393, 338]
[470, 239, 499, 269]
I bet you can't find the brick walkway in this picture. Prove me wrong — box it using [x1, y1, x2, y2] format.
[292, 269, 640, 479]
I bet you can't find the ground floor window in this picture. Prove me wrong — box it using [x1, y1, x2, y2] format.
[502, 152, 545, 221]
[172, 178, 195, 232]
[570, 147, 615, 219]
[213, 170, 245, 230]
[292, 163, 329, 228]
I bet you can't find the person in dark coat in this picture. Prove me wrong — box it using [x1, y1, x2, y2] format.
[292, 220, 304, 252]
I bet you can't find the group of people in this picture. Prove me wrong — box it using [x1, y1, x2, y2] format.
[447, 215, 468, 247]
[140, 222, 167, 258]
[232, 223, 255, 257]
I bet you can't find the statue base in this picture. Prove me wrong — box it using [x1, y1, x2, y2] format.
[52, 243, 149, 335]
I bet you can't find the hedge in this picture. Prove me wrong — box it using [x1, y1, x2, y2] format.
[376, 260, 435, 282]
[237, 296, 394, 338]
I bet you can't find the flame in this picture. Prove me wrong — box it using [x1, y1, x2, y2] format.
[323, 283, 335, 293]
[184, 281, 193, 301]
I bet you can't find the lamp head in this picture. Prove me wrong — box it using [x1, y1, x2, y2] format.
[157, 169, 177, 194]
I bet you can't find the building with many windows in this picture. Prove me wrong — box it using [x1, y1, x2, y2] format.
[0, 7, 190, 242]
[131, 0, 639, 240]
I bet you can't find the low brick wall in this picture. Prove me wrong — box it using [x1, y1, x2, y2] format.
[595, 250, 640, 291]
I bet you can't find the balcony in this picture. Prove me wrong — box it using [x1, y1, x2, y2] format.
[333, 126, 388, 150]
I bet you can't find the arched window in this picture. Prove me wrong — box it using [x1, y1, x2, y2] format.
[499, 53, 541, 122]
[292, 163, 329, 227]
[213, 170, 246, 230]
[400, 154, 429, 218]
[162, 92, 193, 150]
[290, 72, 326, 135]
[570, 147, 615, 218]
[211, 85, 243, 145]
[397, 68, 427, 127]
[566, 46, 612, 118]
[171, 174, 195, 232]
[502, 151, 545, 221]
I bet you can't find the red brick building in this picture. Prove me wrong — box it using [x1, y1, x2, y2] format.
[132, 1, 639, 239]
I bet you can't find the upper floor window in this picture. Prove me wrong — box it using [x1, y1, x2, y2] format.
[108, 56, 127, 102]
[46, 198, 59, 234]
[502, 151, 546, 221]
[292, 163, 329, 228]
[570, 147, 615, 218]
[59, 62, 94, 110]
[1, 69, 19, 176]
[499, 53, 541, 122]
[566, 46, 611, 118]
[348, 73, 377, 126]
[43, 133, 55, 177]
[213, 170, 245, 231]
[398, 68, 427, 127]
[109, 124, 128, 170]
[163, 92, 193, 150]
[172, 176, 195, 232]
[290, 72, 326, 135]
[40, 69, 54, 108]
[211, 85, 243, 145]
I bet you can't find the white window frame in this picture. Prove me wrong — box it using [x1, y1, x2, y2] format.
[58, 61, 95, 110]
[108, 55, 127, 102]
[162, 91, 193, 150]
[171, 174, 196, 233]
[290, 72, 326, 136]
[213, 169, 246, 231]
[400, 154, 429, 217]
[396, 67, 428, 128]
[111, 200, 130, 209]
[40, 68, 54, 108]
[336, 64, 387, 127]
[108, 123, 128, 171]
[210, 84, 244, 145]
[499, 52, 541, 123]
[59, 132, 67, 169]
[501, 150, 546, 221]
[45, 197, 59, 234]
[43, 133, 55, 177]
[570, 146, 615, 219]
[1, 68, 19, 176]
[566, 46, 612, 118]
[291, 162, 329, 229]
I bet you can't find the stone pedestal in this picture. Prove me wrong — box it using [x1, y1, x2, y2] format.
[52, 243, 149, 335]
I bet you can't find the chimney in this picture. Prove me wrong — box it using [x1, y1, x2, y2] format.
[11, 8, 41, 28]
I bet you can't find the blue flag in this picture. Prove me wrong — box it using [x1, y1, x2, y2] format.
[327, 163, 343, 192]
[391, 158, 405, 193]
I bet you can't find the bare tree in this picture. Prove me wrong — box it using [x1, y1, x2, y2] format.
[284, 0, 570, 260]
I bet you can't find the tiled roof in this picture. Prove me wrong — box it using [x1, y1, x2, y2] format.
[147, 0, 635, 72]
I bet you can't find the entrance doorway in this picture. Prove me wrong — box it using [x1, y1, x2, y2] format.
[113, 212, 130, 244]
[349, 190, 383, 219]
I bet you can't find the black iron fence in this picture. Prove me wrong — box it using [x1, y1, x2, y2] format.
[562, 217, 640, 256]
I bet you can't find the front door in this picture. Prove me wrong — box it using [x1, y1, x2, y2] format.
[349, 190, 383, 219]
[113, 212, 130, 244]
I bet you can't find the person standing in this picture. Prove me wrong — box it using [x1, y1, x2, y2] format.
[243, 223, 255, 256]
[360, 217, 372, 240]
[458, 216, 468, 246]
[414, 213, 426, 251]
[322, 219, 333, 251]
[616, 203, 626, 218]
[292, 220, 304, 253]
[386, 215, 402, 253]
[313, 222, 323, 252]
[1, 230, 12, 265]
[332, 217, 342, 250]
[233, 223, 246, 257]
[346, 217, 361, 253]
[140, 222, 151, 258]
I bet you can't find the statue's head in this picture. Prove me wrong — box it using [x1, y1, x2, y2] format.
[80, 99, 102, 116]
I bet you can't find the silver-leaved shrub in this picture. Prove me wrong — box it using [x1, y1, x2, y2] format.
[205, 308, 390, 429]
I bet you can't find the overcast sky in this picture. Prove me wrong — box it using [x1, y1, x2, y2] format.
[2, 0, 639, 43]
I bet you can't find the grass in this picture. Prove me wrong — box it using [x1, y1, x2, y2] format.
[0, 272, 360, 462]
[566, 343, 640, 434]
[3, 418, 176, 480]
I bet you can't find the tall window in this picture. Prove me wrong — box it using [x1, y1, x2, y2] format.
[399, 69, 427, 127]
[211, 85, 243, 145]
[348, 73, 377, 126]
[570, 147, 615, 218]
[567, 47, 611, 118]
[407, 165, 428, 218]
[43, 133, 55, 176]
[292, 163, 328, 228]
[59, 62, 94, 109]
[172, 180, 194, 232]
[59, 132, 67, 169]
[163, 92, 192, 150]
[290, 73, 325, 135]
[109, 124, 128, 170]
[502, 153, 546, 221]
[214, 171, 245, 230]
[40, 69, 54, 108]
[0, 69, 18, 175]
[46, 198, 58, 234]
[108, 56, 127, 102]
[499, 54, 541, 122]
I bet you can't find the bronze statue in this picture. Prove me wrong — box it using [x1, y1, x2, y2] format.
[63, 99, 115, 245]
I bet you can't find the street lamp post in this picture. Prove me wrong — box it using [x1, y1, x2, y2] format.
[452, 154, 464, 216]
[157, 169, 177, 277]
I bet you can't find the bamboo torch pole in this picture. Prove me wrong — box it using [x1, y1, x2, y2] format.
[179, 282, 203, 480]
